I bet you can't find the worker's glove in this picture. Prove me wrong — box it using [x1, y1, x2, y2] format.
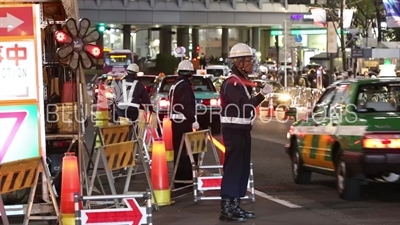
[192, 121, 200, 130]
[260, 84, 273, 95]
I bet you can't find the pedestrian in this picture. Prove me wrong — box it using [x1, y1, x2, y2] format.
[116, 63, 153, 122]
[219, 43, 273, 222]
[169, 60, 199, 190]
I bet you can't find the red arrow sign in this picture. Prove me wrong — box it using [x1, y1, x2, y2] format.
[0, 111, 27, 163]
[82, 198, 145, 225]
[0, 5, 34, 37]
[200, 177, 222, 188]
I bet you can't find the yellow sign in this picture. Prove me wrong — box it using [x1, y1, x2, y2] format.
[110, 55, 127, 59]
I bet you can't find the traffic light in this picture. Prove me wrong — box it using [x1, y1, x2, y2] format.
[97, 24, 106, 32]
[196, 46, 200, 53]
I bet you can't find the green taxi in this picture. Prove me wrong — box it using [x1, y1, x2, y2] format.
[150, 75, 221, 134]
[285, 74, 400, 200]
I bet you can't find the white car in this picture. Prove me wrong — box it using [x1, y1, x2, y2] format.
[205, 65, 230, 78]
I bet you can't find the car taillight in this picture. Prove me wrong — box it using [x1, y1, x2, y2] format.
[362, 134, 400, 149]
[210, 99, 220, 106]
[159, 98, 169, 107]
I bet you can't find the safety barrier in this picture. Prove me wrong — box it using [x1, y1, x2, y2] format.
[0, 157, 61, 225]
[74, 192, 152, 225]
[86, 124, 144, 206]
[170, 130, 255, 202]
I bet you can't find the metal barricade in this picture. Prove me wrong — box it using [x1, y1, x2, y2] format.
[170, 130, 255, 202]
[74, 192, 152, 225]
[0, 157, 61, 225]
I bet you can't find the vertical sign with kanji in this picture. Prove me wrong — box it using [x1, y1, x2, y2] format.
[0, 4, 45, 163]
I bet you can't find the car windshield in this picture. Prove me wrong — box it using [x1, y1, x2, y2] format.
[356, 82, 400, 112]
[206, 69, 224, 77]
[160, 76, 216, 92]
[137, 76, 155, 86]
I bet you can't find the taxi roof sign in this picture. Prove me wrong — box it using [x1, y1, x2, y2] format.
[378, 64, 396, 77]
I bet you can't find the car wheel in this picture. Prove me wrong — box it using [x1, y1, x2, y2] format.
[335, 150, 361, 200]
[291, 140, 312, 184]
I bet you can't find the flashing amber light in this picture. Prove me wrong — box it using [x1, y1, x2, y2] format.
[162, 118, 174, 162]
[84, 44, 102, 58]
[54, 30, 72, 44]
[60, 152, 82, 215]
[362, 134, 400, 149]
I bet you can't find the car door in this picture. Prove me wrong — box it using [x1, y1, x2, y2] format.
[301, 87, 336, 168]
[312, 84, 350, 170]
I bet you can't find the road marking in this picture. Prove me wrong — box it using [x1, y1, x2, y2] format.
[254, 189, 302, 208]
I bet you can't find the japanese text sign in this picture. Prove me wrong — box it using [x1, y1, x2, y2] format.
[0, 41, 38, 101]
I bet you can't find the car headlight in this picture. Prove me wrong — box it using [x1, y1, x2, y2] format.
[279, 94, 291, 101]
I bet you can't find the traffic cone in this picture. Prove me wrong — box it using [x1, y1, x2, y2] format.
[60, 152, 81, 225]
[267, 98, 275, 117]
[95, 80, 109, 127]
[162, 118, 174, 162]
[255, 106, 260, 115]
[305, 98, 312, 119]
[151, 140, 171, 206]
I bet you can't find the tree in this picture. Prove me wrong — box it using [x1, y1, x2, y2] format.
[310, 0, 378, 70]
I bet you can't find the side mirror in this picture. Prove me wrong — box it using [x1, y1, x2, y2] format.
[286, 107, 297, 117]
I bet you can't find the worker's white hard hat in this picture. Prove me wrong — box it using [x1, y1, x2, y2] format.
[229, 43, 253, 58]
[127, 63, 139, 73]
[177, 60, 194, 71]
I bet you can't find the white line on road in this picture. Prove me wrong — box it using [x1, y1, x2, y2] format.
[254, 189, 302, 208]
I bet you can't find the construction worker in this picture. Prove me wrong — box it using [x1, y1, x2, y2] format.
[116, 63, 153, 122]
[169, 60, 198, 190]
[219, 43, 273, 222]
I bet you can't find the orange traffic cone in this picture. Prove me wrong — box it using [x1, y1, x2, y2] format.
[151, 140, 171, 206]
[60, 152, 81, 225]
[255, 106, 260, 115]
[305, 98, 312, 119]
[162, 118, 174, 162]
[267, 98, 275, 117]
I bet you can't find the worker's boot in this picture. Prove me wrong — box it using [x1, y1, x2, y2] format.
[219, 198, 246, 222]
[232, 198, 255, 219]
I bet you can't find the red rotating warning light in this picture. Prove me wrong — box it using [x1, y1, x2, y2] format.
[54, 30, 72, 44]
[84, 44, 102, 58]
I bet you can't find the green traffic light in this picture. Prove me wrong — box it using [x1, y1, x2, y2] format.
[97, 24, 105, 32]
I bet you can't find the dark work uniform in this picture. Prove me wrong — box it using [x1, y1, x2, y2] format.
[219, 67, 265, 198]
[169, 75, 198, 188]
[117, 75, 153, 121]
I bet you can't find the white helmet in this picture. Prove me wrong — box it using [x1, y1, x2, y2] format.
[127, 63, 139, 73]
[229, 43, 253, 58]
[177, 60, 194, 71]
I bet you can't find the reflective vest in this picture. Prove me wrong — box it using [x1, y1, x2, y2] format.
[117, 80, 140, 109]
